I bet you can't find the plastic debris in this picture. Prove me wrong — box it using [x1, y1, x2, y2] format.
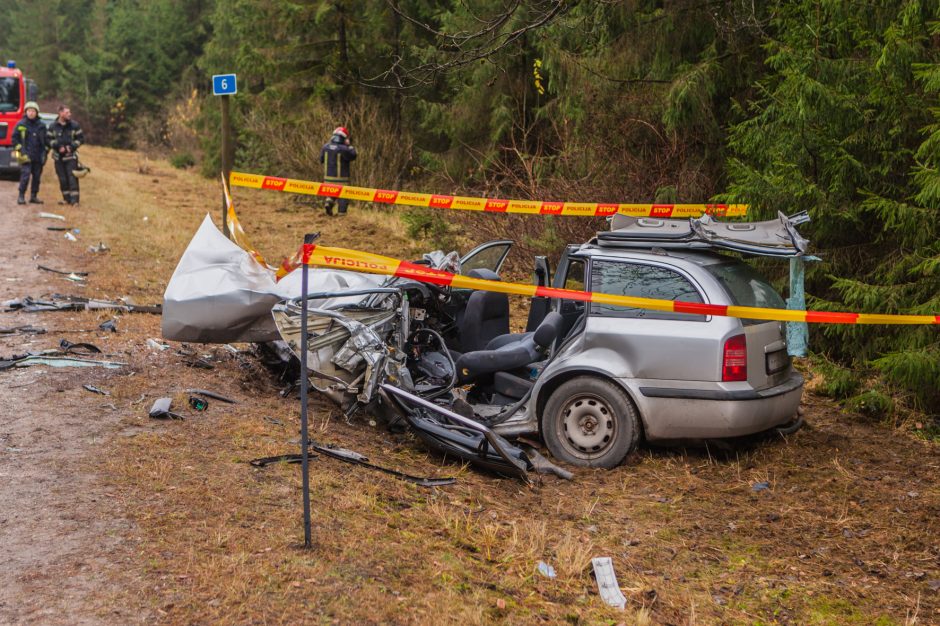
[0, 325, 46, 335]
[146, 338, 170, 351]
[536, 561, 556, 579]
[0, 355, 124, 371]
[2, 294, 161, 314]
[64, 232, 77, 242]
[59, 339, 102, 355]
[83, 384, 111, 396]
[188, 395, 208, 411]
[752, 481, 771, 492]
[98, 319, 118, 333]
[186, 388, 237, 404]
[38, 212, 65, 221]
[591, 557, 627, 610]
[149, 397, 183, 420]
[87, 242, 110, 253]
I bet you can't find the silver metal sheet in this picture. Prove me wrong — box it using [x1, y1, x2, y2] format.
[161, 215, 384, 343]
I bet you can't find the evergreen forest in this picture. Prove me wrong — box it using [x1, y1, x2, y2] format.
[1, 0, 938, 418]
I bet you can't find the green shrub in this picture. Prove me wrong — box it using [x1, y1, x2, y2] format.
[401, 208, 457, 251]
[811, 355, 860, 400]
[844, 390, 895, 421]
[170, 152, 196, 169]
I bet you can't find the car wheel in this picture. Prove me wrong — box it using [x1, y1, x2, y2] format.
[542, 376, 640, 469]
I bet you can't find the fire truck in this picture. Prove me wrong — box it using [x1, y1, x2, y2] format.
[0, 60, 40, 174]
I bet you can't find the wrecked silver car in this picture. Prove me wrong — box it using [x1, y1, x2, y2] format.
[257, 213, 808, 471]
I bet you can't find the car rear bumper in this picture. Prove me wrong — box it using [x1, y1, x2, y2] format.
[630, 372, 804, 440]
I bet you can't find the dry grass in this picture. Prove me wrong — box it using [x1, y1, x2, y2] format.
[43, 146, 940, 624]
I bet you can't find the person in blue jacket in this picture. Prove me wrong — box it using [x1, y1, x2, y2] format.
[13, 101, 48, 205]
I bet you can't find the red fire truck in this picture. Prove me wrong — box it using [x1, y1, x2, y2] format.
[0, 60, 40, 174]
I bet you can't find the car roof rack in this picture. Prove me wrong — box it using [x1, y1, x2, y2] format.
[595, 211, 810, 258]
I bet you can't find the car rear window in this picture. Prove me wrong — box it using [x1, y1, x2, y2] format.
[705, 261, 786, 323]
[589, 260, 706, 321]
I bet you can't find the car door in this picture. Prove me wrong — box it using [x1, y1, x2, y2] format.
[584, 257, 721, 382]
[446, 240, 514, 327]
[551, 246, 588, 339]
[460, 240, 513, 276]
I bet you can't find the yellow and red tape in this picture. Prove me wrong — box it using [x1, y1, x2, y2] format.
[229, 171, 748, 219]
[296, 244, 940, 326]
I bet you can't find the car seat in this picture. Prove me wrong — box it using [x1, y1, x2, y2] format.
[456, 268, 510, 353]
[454, 312, 562, 389]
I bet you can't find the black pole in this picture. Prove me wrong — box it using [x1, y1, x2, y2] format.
[220, 94, 233, 238]
[299, 234, 314, 549]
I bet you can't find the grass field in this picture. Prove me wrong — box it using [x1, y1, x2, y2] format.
[48, 147, 940, 625]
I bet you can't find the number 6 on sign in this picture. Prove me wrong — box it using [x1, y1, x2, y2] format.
[212, 73, 237, 96]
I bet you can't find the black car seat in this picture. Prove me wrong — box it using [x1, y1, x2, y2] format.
[456, 268, 510, 353]
[454, 311, 562, 386]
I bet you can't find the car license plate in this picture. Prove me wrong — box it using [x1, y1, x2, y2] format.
[766, 349, 789, 374]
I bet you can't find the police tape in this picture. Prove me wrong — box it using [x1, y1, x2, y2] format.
[296, 244, 940, 326]
[222, 175, 272, 269]
[229, 171, 748, 219]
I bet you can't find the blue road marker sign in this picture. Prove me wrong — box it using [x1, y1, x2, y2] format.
[212, 74, 237, 96]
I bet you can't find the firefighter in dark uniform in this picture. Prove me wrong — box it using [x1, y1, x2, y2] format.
[13, 101, 48, 205]
[318, 126, 356, 216]
[48, 105, 85, 206]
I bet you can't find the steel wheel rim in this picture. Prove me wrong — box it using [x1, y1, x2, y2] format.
[557, 392, 616, 460]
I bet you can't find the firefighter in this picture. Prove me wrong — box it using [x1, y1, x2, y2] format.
[13, 101, 48, 205]
[48, 105, 85, 206]
[318, 126, 357, 216]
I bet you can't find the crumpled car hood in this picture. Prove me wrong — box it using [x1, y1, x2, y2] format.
[161, 214, 384, 343]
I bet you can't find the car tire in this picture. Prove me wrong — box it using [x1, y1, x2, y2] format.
[542, 376, 640, 469]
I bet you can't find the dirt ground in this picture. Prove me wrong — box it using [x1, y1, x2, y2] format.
[0, 148, 938, 625]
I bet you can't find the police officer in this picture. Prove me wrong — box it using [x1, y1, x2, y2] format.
[318, 126, 356, 216]
[48, 105, 84, 206]
[13, 101, 48, 205]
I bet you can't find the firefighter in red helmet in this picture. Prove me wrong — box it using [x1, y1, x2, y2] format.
[318, 126, 357, 216]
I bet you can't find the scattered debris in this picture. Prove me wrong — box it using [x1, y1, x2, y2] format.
[0, 325, 46, 335]
[592, 557, 627, 610]
[536, 561, 557, 579]
[87, 242, 110, 253]
[64, 232, 78, 242]
[98, 319, 118, 333]
[188, 396, 208, 411]
[752, 481, 771, 492]
[250, 442, 456, 488]
[0, 354, 124, 371]
[83, 384, 111, 396]
[2, 294, 161, 314]
[59, 339, 102, 355]
[149, 397, 183, 420]
[37, 265, 88, 283]
[38, 212, 65, 221]
[147, 338, 170, 351]
[46, 226, 69, 232]
[186, 388, 237, 404]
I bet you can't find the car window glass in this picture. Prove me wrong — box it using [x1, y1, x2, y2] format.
[589, 260, 706, 321]
[461, 243, 510, 275]
[563, 259, 585, 291]
[705, 261, 786, 326]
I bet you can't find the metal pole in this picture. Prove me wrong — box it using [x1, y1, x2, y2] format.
[299, 234, 314, 549]
[220, 94, 232, 238]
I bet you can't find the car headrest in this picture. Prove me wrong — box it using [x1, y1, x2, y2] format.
[466, 268, 500, 281]
[533, 311, 562, 348]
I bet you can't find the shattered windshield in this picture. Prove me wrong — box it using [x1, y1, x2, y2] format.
[0, 77, 20, 113]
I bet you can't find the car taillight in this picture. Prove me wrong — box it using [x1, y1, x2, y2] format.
[722, 334, 747, 382]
